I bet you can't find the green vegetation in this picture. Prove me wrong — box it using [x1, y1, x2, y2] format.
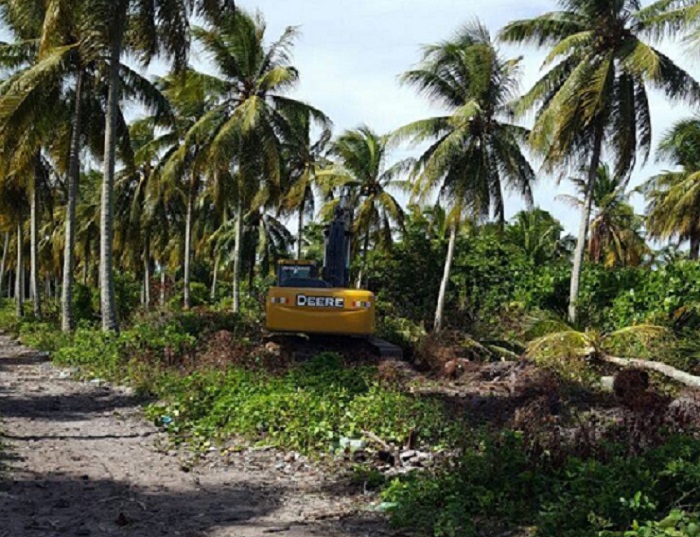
[383, 434, 700, 537]
[2, 0, 700, 536]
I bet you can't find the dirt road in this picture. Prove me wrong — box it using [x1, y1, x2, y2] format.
[0, 333, 389, 537]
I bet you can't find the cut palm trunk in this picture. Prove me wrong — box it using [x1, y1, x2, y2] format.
[602, 355, 700, 388]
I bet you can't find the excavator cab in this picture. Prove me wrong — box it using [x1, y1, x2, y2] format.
[276, 260, 328, 289]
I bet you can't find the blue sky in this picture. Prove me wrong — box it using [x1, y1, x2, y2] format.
[227, 0, 698, 233]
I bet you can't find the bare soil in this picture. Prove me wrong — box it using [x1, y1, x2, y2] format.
[0, 333, 393, 537]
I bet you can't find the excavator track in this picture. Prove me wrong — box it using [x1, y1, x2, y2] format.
[266, 333, 403, 362]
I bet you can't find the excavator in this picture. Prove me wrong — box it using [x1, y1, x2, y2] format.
[265, 190, 402, 359]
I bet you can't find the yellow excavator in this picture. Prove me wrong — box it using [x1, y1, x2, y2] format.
[265, 191, 401, 359]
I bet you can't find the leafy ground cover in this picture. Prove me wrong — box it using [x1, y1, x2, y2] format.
[3, 299, 700, 537]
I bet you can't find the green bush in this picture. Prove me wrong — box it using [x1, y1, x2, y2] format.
[0, 299, 19, 332]
[53, 328, 122, 379]
[168, 281, 211, 309]
[382, 433, 700, 537]
[611, 510, 700, 537]
[72, 283, 97, 322]
[19, 321, 71, 353]
[609, 262, 700, 329]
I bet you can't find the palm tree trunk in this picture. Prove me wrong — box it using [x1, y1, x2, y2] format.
[0, 232, 9, 298]
[160, 265, 166, 308]
[434, 223, 457, 332]
[183, 184, 194, 309]
[62, 70, 84, 332]
[83, 237, 91, 286]
[30, 156, 42, 319]
[232, 197, 243, 314]
[356, 227, 371, 289]
[99, 22, 124, 333]
[248, 258, 255, 293]
[210, 253, 219, 302]
[143, 237, 151, 310]
[568, 123, 604, 325]
[690, 233, 700, 261]
[296, 202, 304, 260]
[15, 219, 23, 318]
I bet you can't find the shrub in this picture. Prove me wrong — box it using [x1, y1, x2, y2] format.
[19, 321, 71, 353]
[168, 281, 211, 309]
[383, 433, 700, 537]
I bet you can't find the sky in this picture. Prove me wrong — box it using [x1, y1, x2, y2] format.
[223, 0, 699, 233]
[0, 1, 695, 234]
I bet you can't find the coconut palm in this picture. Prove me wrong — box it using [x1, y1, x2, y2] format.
[644, 117, 700, 259]
[506, 209, 573, 265]
[179, 9, 326, 313]
[0, 1, 53, 319]
[561, 165, 648, 268]
[280, 111, 332, 260]
[501, 0, 700, 324]
[0, 230, 8, 297]
[74, 0, 232, 331]
[156, 68, 235, 309]
[0, 178, 26, 316]
[320, 127, 407, 288]
[398, 22, 535, 331]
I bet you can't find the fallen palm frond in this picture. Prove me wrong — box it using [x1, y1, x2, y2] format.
[527, 322, 700, 387]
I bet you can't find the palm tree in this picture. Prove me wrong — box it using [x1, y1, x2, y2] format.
[0, 230, 8, 297]
[280, 112, 332, 260]
[501, 0, 700, 324]
[84, 0, 231, 331]
[644, 117, 700, 259]
[180, 9, 325, 313]
[398, 22, 535, 331]
[0, 1, 52, 320]
[0, 176, 25, 314]
[320, 127, 407, 288]
[506, 209, 573, 265]
[156, 69, 229, 309]
[561, 165, 648, 268]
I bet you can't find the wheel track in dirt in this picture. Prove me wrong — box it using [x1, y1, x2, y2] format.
[0, 333, 391, 537]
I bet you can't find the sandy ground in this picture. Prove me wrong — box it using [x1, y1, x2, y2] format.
[0, 333, 394, 537]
